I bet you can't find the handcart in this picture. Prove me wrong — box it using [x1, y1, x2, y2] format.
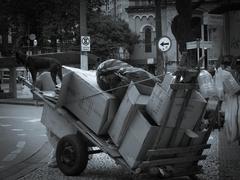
[19, 68, 215, 180]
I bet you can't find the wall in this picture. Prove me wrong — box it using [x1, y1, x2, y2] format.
[229, 11, 240, 57]
[161, 6, 178, 63]
[128, 6, 178, 64]
[129, 14, 156, 62]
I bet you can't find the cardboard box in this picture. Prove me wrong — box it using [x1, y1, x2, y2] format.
[146, 84, 171, 126]
[146, 83, 206, 129]
[146, 83, 207, 147]
[57, 67, 119, 135]
[145, 73, 175, 127]
[119, 109, 159, 169]
[41, 104, 77, 139]
[108, 82, 151, 146]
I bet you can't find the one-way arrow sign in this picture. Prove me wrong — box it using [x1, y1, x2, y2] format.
[160, 42, 170, 46]
[158, 36, 172, 52]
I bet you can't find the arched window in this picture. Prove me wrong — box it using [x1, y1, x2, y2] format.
[145, 27, 152, 52]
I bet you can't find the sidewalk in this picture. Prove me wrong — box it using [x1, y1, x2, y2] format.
[218, 130, 240, 180]
[0, 84, 43, 106]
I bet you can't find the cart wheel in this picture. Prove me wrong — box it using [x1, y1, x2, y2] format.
[56, 134, 88, 176]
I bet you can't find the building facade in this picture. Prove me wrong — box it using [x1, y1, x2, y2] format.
[104, 0, 240, 69]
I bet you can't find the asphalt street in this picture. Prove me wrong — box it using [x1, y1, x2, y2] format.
[0, 104, 48, 179]
[1, 85, 240, 180]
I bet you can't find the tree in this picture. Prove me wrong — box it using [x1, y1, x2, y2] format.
[0, 0, 13, 55]
[87, 13, 139, 59]
[6, 0, 80, 51]
[86, 0, 139, 59]
[39, 0, 79, 50]
[0, 0, 137, 58]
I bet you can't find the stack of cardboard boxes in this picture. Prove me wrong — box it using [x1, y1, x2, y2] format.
[108, 73, 206, 168]
[57, 67, 207, 169]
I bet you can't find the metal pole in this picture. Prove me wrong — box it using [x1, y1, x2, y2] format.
[155, 0, 164, 76]
[80, 0, 88, 70]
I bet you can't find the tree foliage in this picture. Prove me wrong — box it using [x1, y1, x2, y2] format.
[0, 0, 138, 58]
[87, 13, 138, 59]
[6, 0, 79, 50]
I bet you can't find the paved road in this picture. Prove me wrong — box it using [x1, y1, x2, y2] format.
[17, 132, 219, 180]
[0, 104, 49, 179]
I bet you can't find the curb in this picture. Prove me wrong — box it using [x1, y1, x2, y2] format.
[0, 99, 44, 106]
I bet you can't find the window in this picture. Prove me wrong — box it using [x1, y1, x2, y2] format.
[145, 27, 152, 52]
[134, 0, 153, 6]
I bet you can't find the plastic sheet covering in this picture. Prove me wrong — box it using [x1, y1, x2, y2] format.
[197, 70, 216, 98]
[96, 59, 159, 98]
[214, 68, 224, 100]
[224, 94, 240, 143]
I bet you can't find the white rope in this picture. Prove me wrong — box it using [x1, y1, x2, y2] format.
[77, 74, 165, 101]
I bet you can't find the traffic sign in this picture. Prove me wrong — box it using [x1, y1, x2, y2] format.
[203, 13, 224, 26]
[158, 36, 171, 52]
[186, 41, 212, 50]
[81, 36, 90, 52]
[29, 34, 36, 40]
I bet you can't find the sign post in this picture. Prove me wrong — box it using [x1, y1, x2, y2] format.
[158, 36, 172, 73]
[80, 36, 90, 70]
[186, 40, 212, 67]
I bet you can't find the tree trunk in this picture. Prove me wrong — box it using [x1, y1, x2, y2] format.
[1, 20, 9, 56]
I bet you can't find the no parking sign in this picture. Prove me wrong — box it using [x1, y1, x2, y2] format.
[81, 36, 90, 52]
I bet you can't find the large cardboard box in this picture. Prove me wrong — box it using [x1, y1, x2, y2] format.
[41, 104, 77, 139]
[108, 82, 151, 146]
[57, 67, 119, 135]
[146, 83, 207, 129]
[119, 109, 159, 169]
[146, 84, 170, 126]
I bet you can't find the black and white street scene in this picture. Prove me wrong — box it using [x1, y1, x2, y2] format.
[1, 0, 240, 180]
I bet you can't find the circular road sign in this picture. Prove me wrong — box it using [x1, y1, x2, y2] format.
[29, 34, 36, 40]
[158, 36, 172, 52]
[81, 36, 90, 46]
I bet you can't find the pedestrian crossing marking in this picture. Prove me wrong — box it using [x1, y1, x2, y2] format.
[2, 141, 26, 162]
